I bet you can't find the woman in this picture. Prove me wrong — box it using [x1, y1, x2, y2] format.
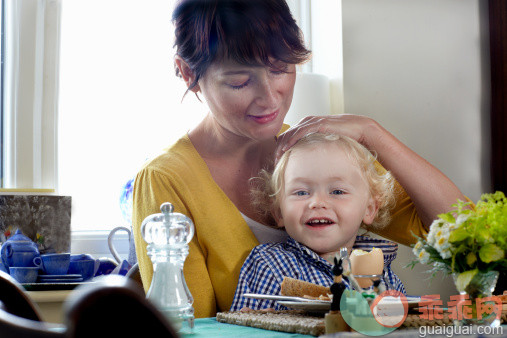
[132, 0, 466, 318]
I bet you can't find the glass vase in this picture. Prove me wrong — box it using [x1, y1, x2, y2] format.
[452, 270, 500, 327]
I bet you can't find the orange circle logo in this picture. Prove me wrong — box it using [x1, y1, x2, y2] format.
[370, 290, 408, 328]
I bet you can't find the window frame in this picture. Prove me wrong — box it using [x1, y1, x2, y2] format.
[1, 0, 60, 191]
[0, 0, 4, 187]
[489, 0, 507, 193]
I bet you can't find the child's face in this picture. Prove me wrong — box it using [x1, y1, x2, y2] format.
[275, 142, 378, 256]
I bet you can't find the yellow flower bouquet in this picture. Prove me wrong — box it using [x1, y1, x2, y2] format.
[411, 192, 506, 282]
[410, 192, 506, 325]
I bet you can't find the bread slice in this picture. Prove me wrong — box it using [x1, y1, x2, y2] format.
[280, 277, 330, 298]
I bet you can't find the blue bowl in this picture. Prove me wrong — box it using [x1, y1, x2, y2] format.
[10, 267, 39, 283]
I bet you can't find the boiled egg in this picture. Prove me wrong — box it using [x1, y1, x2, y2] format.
[350, 247, 384, 288]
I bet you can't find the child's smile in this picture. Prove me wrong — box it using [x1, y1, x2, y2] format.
[304, 217, 336, 227]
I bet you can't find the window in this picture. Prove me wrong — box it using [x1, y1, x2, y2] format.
[2, 0, 343, 233]
[58, 0, 207, 231]
[59, 0, 333, 232]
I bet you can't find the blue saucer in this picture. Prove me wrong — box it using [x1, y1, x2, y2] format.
[37, 277, 83, 283]
[38, 274, 82, 279]
[37, 274, 83, 283]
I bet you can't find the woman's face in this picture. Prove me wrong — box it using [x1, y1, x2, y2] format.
[197, 59, 296, 141]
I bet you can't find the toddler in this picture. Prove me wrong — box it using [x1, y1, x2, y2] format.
[230, 132, 406, 311]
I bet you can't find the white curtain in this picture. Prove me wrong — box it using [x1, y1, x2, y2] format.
[2, 0, 61, 190]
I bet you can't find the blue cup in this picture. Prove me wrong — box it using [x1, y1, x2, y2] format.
[70, 254, 94, 261]
[10, 266, 39, 283]
[69, 255, 99, 281]
[35, 253, 71, 275]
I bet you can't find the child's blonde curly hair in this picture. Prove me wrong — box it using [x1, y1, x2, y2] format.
[251, 132, 397, 230]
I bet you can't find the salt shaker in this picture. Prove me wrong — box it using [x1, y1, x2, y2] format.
[141, 202, 195, 331]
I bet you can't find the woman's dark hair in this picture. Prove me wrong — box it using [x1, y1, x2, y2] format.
[172, 0, 311, 91]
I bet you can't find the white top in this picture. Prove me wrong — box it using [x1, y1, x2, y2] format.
[240, 213, 289, 244]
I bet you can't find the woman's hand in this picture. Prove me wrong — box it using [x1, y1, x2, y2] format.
[275, 113, 467, 229]
[275, 114, 377, 161]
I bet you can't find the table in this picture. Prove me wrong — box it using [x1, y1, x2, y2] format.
[181, 318, 314, 337]
[183, 319, 507, 337]
[321, 327, 507, 337]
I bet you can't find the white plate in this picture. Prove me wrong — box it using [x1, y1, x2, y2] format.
[243, 293, 330, 303]
[407, 296, 422, 308]
[378, 296, 421, 308]
[279, 296, 421, 313]
[277, 300, 330, 312]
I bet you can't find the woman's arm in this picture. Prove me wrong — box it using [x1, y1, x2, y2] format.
[276, 114, 467, 229]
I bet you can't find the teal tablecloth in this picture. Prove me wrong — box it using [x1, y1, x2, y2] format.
[182, 318, 507, 337]
[181, 317, 314, 337]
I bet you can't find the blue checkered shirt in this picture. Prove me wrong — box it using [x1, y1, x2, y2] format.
[230, 236, 406, 311]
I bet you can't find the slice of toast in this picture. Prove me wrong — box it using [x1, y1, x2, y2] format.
[280, 277, 330, 298]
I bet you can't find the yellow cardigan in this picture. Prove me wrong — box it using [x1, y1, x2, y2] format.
[132, 133, 428, 318]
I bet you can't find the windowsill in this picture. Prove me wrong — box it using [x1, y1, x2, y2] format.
[71, 230, 130, 260]
[0, 188, 55, 193]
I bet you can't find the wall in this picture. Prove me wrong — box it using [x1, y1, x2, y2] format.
[341, 0, 490, 302]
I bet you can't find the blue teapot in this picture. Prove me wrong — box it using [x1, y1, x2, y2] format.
[1, 229, 40, 273]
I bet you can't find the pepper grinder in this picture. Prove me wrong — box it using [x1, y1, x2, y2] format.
[141, 202, 195, 331]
